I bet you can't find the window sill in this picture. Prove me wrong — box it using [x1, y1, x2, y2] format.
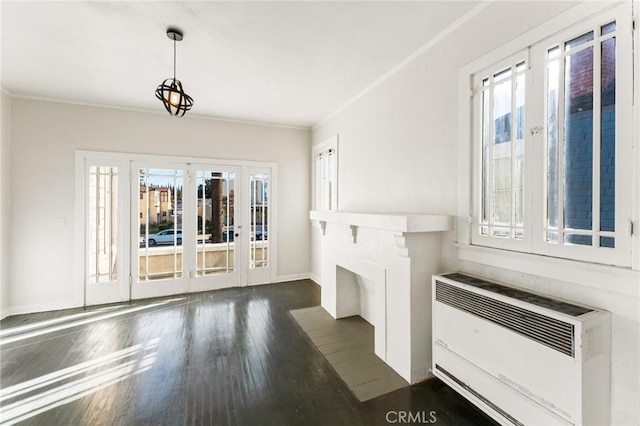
[455, 243, 639, 297]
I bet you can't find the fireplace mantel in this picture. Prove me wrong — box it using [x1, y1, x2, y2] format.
[311, 209, 453, 383]
[309, 210, 453, 235]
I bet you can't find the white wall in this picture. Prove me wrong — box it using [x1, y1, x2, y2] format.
[1, 91, 11, 319]
[311, 2, 639, 424]
[311, 1, 581, 278]
[9, 98, 310, 314]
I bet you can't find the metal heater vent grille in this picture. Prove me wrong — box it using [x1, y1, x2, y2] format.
[435, 281, 575, 357]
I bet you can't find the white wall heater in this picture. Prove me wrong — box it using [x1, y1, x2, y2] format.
[432, 273, 611, 426]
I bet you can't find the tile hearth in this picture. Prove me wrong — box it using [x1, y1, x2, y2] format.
[290, 306, 408, 401]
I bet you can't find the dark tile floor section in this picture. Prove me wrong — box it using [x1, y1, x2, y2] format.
[0, 280, 498, 425]
[290, 306, 408, 401]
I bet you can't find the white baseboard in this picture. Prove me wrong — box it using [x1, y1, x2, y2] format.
[2, 276, 315, 317]
[274, 273, 311, 283]
[309, 273, 321, 285]
[4, 300, 80, 318]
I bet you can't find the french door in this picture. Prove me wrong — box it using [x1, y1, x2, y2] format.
[188, 164, 241, 293]
[81, 157, 130, 306]
[80, 152, 275, 305]
[131, 162, 189, 299]
[246, 167, 273, 286]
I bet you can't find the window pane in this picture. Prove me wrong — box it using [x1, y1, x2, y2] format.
[563, 46, 594, 233]
[565, 234, 592, 246]
[478, 61, 526, 239]
[494, 67, 512, 82]
[493, 78, 512, 144]
[481, 89, 490, 226]
[314, 146, 337, 211]
[600, 237, 615, 248]
[546, 55, 560, 229]
[492, 77, 512, 226]
[514, 71, 525, 229]
[326, 150, 335, 210]
[600, 37, 615, 235]
[491, 227, 510, 238]
[601, 22, 616, 36]
[565, 31, 594, 50]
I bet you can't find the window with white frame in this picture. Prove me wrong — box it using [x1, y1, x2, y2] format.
[470, 3, 633, 267]
[476, 56, 527, 242]
[313, 135, 338, 211]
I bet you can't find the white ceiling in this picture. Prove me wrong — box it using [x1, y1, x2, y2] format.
[1, 1, 477, 128]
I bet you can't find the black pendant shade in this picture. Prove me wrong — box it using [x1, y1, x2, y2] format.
[155, 78, 194, 117]
[155, 28, 194, 117]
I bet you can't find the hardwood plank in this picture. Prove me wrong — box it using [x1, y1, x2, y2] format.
[0, 280, 497, 425]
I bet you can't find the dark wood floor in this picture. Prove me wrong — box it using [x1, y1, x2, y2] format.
[0, 280, 497, 425]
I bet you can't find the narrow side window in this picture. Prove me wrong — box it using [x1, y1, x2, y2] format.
[313, 135, 338, 211]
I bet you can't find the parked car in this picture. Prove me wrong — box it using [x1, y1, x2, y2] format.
[222, 230, 235, 242]
[144, 229, 182, 246]
[208, 229, 235, 243]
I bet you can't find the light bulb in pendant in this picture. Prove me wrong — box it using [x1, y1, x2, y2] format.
[169, 91, 181, 107]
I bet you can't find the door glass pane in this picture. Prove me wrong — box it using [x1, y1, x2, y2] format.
[89, 166, 118, 283]
[138, 168, 183, 281]
[250, 173, 269, 269]
[195, 170, 235, 276]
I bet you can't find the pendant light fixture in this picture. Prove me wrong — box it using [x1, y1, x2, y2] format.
[155, 28, 194, 117]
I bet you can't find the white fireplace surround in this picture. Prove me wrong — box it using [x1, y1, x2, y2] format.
[310, 210, 452, 383]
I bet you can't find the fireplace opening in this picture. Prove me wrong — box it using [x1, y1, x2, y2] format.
[336, 266, 375, 324]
